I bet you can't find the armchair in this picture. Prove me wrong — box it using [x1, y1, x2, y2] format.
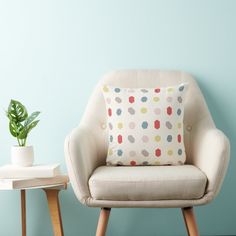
[65, 70, 230, 236]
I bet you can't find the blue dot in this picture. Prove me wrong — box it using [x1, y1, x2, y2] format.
[177, 108, 181, 115]
[141, 96, 148, 102]
[116, 109, 122, 115]
[142, 121, 148, 129]
[117, 149, 123, 156]
[167, 135, 172, 142]
[114, 88, 121, 93]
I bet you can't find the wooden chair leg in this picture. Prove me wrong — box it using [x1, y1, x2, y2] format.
[44, 189, 64, 236]
[21, 190, 26, 236]
[182, 207, 199, 236]
[96, 208, 111, 236]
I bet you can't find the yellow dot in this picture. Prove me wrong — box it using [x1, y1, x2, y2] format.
[154, 161, 160, 165]
[178, 122, 181, 129]
[117, 122, 123, 129]
[167, 150, 173, 156]
[154, 135, 161, 142]
[141, 107, 147, 113]
[167, 87, 174, 92]
[153, 97, 160, 102]
[103, 85, 109, 92]
[108, 149, 113, 155]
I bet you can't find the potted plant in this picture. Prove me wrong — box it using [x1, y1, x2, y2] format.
[6, 99, 40, 166]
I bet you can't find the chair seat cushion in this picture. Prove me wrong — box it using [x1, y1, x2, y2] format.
[89, 165, 207, 201]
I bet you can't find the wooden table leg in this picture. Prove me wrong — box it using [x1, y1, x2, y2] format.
[44, 189, 64, 236]
[21, 190, 26, 236]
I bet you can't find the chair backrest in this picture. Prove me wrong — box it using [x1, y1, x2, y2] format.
[80, 70, 215, 164]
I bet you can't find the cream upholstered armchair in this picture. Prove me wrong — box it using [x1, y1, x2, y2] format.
[64, 70, 230, 236]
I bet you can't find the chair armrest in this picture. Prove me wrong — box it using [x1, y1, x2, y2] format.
[64, 126, 101, 204]
[191, 124, 230, 198]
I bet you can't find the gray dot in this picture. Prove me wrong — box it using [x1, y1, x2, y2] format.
[128, 135, 135, 143]
[167, 135, 172, 142]
[115, 97, 122, 103]
[178, 96, 182, 103]
[128, 107, 135, 115]
[178, 149, 182, 155]
[166, 121, 172, 129]
[141, 89, 148, 93]
[142, 161, 149, 165]
[141, 150, 149, 157]
[110, 135, 113, 142]
[179, 85, 185, 91]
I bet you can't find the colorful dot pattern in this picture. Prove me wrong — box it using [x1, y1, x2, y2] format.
[102, 83, 188, 166]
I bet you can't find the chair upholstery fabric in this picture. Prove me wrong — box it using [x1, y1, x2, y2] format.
[64, 70, 230, 207]
[89, 165, 207, 201]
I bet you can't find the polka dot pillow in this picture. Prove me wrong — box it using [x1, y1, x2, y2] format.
[102, 83, 188, 166]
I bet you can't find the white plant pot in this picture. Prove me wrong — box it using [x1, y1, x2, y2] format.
[11, 146, 34, 167]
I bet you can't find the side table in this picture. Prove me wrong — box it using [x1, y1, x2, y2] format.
[1, 178, 68, 236]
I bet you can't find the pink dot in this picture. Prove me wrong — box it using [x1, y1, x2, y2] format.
[129, 122, 136, 129]
[178, 134, 181, 143]
[155, 148, 161, 157]
[108, 108, 112, 117]
[154, 108, 161, 115]
[117, 135, 122, 144]
[129, 96, 135, 103]
[154, 120, 160, 129]
[167, 106, 172, 115]
[142, 135, 149, 143]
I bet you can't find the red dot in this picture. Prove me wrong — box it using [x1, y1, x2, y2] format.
[118, 135, 122, 144]
[108, 108, 112, 117]
[129, 96, 135, 103]
[155, 149, 161, 157]
[155, 88, 160, 93]
[130, 160, 136, 166]
[154, 120, 160, 129]
[178, 134, 181, 143]
[167, 106, 172, 115]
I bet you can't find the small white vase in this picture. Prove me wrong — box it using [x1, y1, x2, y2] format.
[11, 146, 34, 167]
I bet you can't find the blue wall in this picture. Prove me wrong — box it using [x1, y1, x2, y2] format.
[0, 0, 235, 235]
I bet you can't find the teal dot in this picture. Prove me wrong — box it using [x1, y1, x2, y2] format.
[114, 88, 121, 93]
[117, 149, 123, 156]
[116, 108, 122, 115]
[141, 96, 148, 102]
[142, 121, 148, 129]
[110, 135, 113, 142]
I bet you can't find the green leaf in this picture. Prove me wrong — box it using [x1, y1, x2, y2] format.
[18, 120, 40, 139]
[27, 120, 40, 133]
[7, 99, 28, 122]
[9, 120, 24, 137]
[24, 111, 40, 127]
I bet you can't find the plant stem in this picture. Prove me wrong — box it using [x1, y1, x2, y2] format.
[17, 137, 21, 146]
